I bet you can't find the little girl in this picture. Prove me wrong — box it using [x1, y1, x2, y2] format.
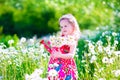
[41, 14, 81, 80]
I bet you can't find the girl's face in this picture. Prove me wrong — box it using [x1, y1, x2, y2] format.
[60, 19, 74, 36]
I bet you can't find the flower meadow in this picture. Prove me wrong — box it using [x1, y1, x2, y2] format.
[0, 31, 120, 80]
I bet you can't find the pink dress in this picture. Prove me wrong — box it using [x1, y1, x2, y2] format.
[40, 39, 78, 80]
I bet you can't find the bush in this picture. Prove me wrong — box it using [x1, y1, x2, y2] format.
[0, 0, 118, 37]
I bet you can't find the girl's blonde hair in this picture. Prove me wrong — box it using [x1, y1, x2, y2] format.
[59, 14, 81, 40]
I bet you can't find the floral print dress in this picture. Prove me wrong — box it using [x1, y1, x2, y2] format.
[40, 35, 78, 80]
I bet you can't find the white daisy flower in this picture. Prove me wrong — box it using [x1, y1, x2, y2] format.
[90, 55, 97, 63]
[112, 70, 120, 77]
[53, 63, 59, 67]
[98, 78, 106, 80]
[114, 51, 120, 56]
[102, 57, 109, 63]
[8, 39, 14, 45]
[49, 64, 54, 68]
[108, 58, 114, 64]
[20, 37, 26, 43]
[112, 32, 117, 36]
[48, 69, 58, 77]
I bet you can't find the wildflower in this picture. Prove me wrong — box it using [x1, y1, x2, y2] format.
[49, 64, 54, 68]
[104, 46, 112, 56]
[81, 60, 86, 63]
[29, 39, 34, 44]
[96, 40, 103, 46]
[102, 57, 109, 63]
[114, 51, 120, 56]
[98, 46, 103, 53]
[98, 78, 106, 80]
[90, 55, 97, 63]
[25, 68, 43, 80]
[25, 74, 31, 80]
[88, 42, 95, 50]
[114, 40, 118, 45]
[54, 63, 59, 67]
[42, 53, 48, 58]
[21, 49, 28, 54]
[33, 68, 43, 75]
[88, 53, 91, 56]
[8, 39, 14, 45]
[112, 70, 120, 77]
[102, 32, 105, 36]
[109, 58, 114, 64]
[112, 32, 117, 36]
[20, 37, 26, 43]
[98, 68, 104, 72]
[48, 69, 58, 77]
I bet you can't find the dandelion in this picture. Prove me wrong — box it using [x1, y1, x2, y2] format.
[81, 60, 86, 63]
[42, 53, 48, 58]
[90, 55, 97, 63]
[112, 70, 120, 77]
[114, 40, 118, 45]
[25, 68, 43, 80]
[98, 78, 106, 80]
[114, 51, 120, 56]
[21, 49, 28, 54]
[49, 64, 54, 68]
[88, 53, 91, 56]
[102, 57, 109, 63]
[88, 42, 96, 54]
[54, 63, 59, 67]
[29, 39, 34, 44]
[112, 32, 117, 36]
[8, 60, 12, 64]
[102, 32, 105, 36]
[106, 50, 112, 56]
[0, 48, 3, 53]
[98, 46, 103, 53]
[91, 49, 96, 55]
[25, 74, 31, 80]
[28, 47, 35, 53]
[33, 68, 43, 75]
[20, 37, 26, 43]
[96, 40, 103, 45]
[88, 42, 95, 50]
[39, 45, 46, 53]
[48, 69, 58, 77]
[109, 58, 114, 64]
[98, 68, 104, 72]
[104, 46, 112, 56]
[8, 39, 14, 45]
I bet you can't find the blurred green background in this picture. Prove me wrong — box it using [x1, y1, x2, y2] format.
[0, 0, 120, 38]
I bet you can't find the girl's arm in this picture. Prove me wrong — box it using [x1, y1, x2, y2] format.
[52, 44, 77, 59]
[40, 40, 52, 53]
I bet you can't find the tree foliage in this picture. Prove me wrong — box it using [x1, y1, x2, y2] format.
[0, 0, 119, 37]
